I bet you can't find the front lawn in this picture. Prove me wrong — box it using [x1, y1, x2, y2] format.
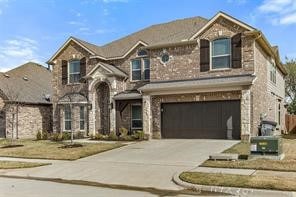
[0, 140, 124, 160]
[201, 135, 296, 171]
[0, 161, 49, 169]
[180, 172, 296, 191]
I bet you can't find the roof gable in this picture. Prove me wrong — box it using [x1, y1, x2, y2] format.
[47, 37, 96, 64]
[189, 12, 255, 40]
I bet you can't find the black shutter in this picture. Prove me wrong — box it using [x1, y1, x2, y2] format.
[231, 33, 242, 68]
[80, 57, 86, 77]
[61, 60, 68, 85]
[200, 39, 210, 72]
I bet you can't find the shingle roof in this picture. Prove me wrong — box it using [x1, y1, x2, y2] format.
[0, 62, 52, 104]
[71, 16, 208, 59]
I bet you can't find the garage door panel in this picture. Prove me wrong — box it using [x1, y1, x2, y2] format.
[161, 100, 241, 139]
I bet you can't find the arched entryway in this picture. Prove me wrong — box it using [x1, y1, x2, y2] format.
[96, 82, 110, 134]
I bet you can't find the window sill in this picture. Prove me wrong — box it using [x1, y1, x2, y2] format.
[209, 68, 232, 72]
[66, 83, 81, 86]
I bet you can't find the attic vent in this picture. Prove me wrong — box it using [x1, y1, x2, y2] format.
[23, 76, 28, 81]
[3, 74, 9, 78]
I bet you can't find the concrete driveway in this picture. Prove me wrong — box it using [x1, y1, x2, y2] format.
[0, 139, 237, 190]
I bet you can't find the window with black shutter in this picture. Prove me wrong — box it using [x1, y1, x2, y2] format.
[62, 60, 68, 85]
[200, 39, 210, 72]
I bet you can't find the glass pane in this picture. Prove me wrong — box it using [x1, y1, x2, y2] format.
[69, 73, 81, 83]
[132, 70, 141, 80]
[132, 105, 142, 119]
[64, 105, 71, 119]
[143, 59, 150, 69]
[80, 121, 85, 130]
[137, 50, 147, 56]
[132, 59, 141, 70]
[80, 106, 85, 119]
[212, 39, 230, 56]
[212, 56, 230, 69]
[65, 121, 71, 130]
[132, 120, 142, 128]
[144, 69, 150, 80]
[69, 60, 80, 73]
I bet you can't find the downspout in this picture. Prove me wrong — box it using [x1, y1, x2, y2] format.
[16, 105, 19, 139]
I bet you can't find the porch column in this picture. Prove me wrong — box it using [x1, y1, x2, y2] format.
[142, 95, 152, 139]
[88, 91, 96, 136]
[110, 97, 116, 134]
[241, 89, 251, 141]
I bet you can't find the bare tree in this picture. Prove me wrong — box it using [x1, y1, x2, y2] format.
[1, 81, 21, 144]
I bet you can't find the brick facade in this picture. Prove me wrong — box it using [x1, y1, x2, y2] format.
[50, 14, 286, 141]
[5, 103, 52, 139]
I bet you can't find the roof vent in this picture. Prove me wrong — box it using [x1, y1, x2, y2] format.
[3, 74, 10, 78]
[23, 76, 28, 81]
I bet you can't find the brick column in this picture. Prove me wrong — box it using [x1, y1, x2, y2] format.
[241, 89, 251, 141]
[142, 95, 152, 139]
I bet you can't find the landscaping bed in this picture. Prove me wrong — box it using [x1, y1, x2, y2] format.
[0, 139, 124, 160]
[0, 161, 49, 169]
[180, 172, 296, 191]
[201, 135, 296, 171]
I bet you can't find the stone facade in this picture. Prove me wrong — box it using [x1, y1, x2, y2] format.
[5, 103, 52, 139]
[0, 95, 5, 137]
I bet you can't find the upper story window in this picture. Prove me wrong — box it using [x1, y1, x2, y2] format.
[131, 57, 150, 81]
[69, 60, 81, 83]
[270, 62, 276, 84]
[137, 49, 148, 57]
[211, 38, 231, 69]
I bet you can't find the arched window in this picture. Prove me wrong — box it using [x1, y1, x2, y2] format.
[137, 49, 148, 57]
[211, 38, 231, 69]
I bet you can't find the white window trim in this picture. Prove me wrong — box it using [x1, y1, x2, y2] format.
[68, 60, 81, 84]
[130, 58, 150, 82]
[79, 106, 86, 131]
[210, 38, 232, 71]
[131, 104, 143, 130]
[64, 105, 72, 132]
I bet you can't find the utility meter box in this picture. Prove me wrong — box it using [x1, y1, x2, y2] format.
[250, 136, 282, 156]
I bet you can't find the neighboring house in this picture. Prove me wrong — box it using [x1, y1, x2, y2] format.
[0, 62, 52, 138]
[47, 12, 286, 141]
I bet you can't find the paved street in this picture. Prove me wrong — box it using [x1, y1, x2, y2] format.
[0, 139, 237, 191]
[0, 177, 222, 197]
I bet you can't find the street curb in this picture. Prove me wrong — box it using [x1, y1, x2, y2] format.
[172, 172, 296, 197]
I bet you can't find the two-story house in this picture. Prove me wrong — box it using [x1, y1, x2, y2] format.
[47, 12, 286, 141]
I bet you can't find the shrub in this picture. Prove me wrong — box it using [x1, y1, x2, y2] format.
[119, 127, 128, 137]
[119, 135, 133, 141]
[75, 131, 85, 139]
[62, 132, 71, 140]
[131, 130, 144, 140]
[42, 131, 49, 140]
[108, 131, 118, 141]
[50, 133, 65, 141]
[36, 131, 42, 140]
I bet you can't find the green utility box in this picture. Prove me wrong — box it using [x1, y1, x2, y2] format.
[250, 136, 282, 156]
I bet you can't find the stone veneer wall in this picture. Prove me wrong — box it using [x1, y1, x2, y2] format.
[151, 91, 242, 139]
[5, 104, 52, 139]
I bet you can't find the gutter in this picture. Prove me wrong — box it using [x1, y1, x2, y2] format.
[245, 31, 287, 76]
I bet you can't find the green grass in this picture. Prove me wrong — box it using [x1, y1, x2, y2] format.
[0, 139, 124, 160]
[180, 172, 296, 191]
[201, 135, 296, 171]
[0, 161, 49, 169]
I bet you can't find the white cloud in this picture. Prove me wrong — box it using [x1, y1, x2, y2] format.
[0, 37, 44, 71]
[258, 0, 296, 25]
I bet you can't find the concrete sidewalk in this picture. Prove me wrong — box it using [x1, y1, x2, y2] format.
[0, 156, 64, 164]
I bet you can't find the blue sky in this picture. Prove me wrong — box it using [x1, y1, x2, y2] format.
[0, 0, 296, 71]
